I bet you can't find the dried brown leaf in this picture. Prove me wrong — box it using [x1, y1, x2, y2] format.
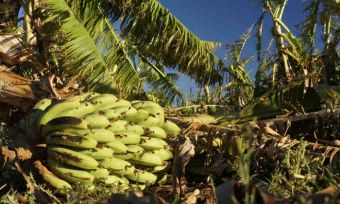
[1, 146, 16, 163]
[15, 147, 32, 161]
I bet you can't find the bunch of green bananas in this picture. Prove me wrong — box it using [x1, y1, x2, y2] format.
[26, 92, 181, 193]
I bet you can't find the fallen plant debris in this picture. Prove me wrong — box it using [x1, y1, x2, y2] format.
[1, 108, 339, 203]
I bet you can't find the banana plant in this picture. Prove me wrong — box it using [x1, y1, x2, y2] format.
[222, 26, 255, 111]
[0, 0, 223, 108]
[299, 0, 340, 85]
[255, 0, 292, 82]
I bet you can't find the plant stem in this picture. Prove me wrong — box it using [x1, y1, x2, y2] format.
[24, 0, 35, 45]
[322, 14, 332, 84]
[267, 0, 291, 82]
[204, 84, 211, 103]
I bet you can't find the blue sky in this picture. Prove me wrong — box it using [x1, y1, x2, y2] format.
[158, 0, 312, 96]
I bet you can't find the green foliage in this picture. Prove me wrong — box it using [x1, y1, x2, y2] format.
[69, 1, 140, 93]
[256, 11, 266, 61]
[222, 25, 255, 110]
[300, 0, 320, 54]
[106, 0, 223, 85]
[254, 40, 273, 97]
[268, 142, 337, 198]
[139, 56, 186, 106]
[39, 0, 225, 103]
[43, 0, 121, 92]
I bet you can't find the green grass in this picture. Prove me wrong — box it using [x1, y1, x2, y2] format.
[268, 142, 338, 198]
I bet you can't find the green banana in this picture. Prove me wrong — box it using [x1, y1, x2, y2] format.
[83, 114, 110, 129]
[151, 148, 173, 161]
[132, 101, 162, 110]
[110, 106, 131, 115]
[32, 98, 53, 110]
[147, 162, 169, 173]
[162, 120, 181, 134]
[27, 98, 52, 135]
[34, 161, 72, 193]
[104, 175, 129, 185]
[131, 100, 141, 105]
[113, 152, 135, 160]
[85, 129, 115, 143]
[47, 146, 98, 169]
[138, 106, 164, 118]
[106, 120, 129, 133]
[138, 136, 167, 150]
[50, 128, 89, 136]
[115, 131, 141, 144]
[47, 158, 94, 184]
[46, 132, 97, 149]
[115, 165, 136, 175]
[65, 92, 99, 102]
[90, 96, 131, 112]
[113, 145, 144, 160]
[100, 157, 133, 171]
[133, 102, 165, 123]
[54, 128, 114, 143]
[158, 138, 168, 146]
[125, 124, 144, 135]
[130, 152, 163, 167]
[127, 145, 144, 153]
[130, 183, 146, 190]
[42, 116, 88, 137]
[122, 109, 149, 122]
[77, 147, 114, 159]
[88, 94, 118, 111]
[105, 139, 128, 153]
[107, 122, 144, 135]
[39, 99, 82, 126]
[118, 107, 137, 119]
[109, 99, 132, 109]
[89, 168, 110, 179]
[126, 169, 157, 184]
[137, 115, 164, 127]
[98, 109, 121, 120]
[57, 101, 94, 118]
[144, 126, 167, 139]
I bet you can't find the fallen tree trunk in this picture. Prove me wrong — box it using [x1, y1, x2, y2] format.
[0, 70, 39, 111]
[0, 69, 57, 111]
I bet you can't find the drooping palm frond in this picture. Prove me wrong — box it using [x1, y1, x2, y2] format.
[274, 19, 311, 73]
[223, 25, 255, 109]
[256, 11, 266, 61]
[139, 56, 186, 106]
[103, 0, 222, 85]
[42, 0, 118, 92]
[225, 25, 254, 64]
[299, 0, 320, 54]
[230, 57, 255, 88]
[147, 72, 186, 106]
[255, 40, 273, 96]
[69, 1, 140, 92]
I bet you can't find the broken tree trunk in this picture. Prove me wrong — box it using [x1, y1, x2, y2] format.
[0, 69, 44, 111]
